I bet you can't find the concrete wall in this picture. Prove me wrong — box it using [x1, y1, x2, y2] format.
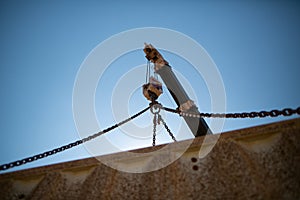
[0, 118, 299, 200]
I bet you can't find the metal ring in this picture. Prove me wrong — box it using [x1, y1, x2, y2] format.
[269, 110, 280, 117]
[249, 112, 257, 118]
[282, 108, 293, 116]
[150, 104, 161, 114]
[258, 111, 268, 117]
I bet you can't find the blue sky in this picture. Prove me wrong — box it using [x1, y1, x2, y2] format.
[0, 0, 299, 173]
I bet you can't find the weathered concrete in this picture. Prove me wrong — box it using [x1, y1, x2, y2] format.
[0, 118, 299, 200]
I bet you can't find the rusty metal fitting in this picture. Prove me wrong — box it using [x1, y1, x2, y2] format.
[179, 100, 196, 112]
[143, 43, 169, 71]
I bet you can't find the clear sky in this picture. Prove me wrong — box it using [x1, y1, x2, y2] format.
[1, 0, 299, 173]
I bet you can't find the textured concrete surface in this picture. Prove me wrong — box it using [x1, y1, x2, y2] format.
[0, 118, 299, 200]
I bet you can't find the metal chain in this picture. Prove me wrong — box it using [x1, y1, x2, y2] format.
[0, 106, 150, 171]
[162, 106, 300, 119]
[158, 114, 177, 142]
[151, 102, 177, 146]
[152, 113, 157, 146]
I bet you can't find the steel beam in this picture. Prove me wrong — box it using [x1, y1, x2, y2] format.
[156, 64, 212, 136]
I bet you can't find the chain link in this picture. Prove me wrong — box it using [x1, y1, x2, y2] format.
[162, 106, 300, 119]
[0, 106, 150, 171]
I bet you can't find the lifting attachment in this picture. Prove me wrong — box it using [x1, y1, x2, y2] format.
[143, 76, 163, 101]
[143, 43, 212, 137]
